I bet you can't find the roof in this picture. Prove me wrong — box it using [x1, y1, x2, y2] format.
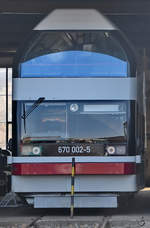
[0, 0, 150, 67]
[34, 9, 116, 30]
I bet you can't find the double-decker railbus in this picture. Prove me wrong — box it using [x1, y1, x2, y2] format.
[10, 9, 144, 208]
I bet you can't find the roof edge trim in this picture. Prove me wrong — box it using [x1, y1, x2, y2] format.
[34, 9, 117, 31]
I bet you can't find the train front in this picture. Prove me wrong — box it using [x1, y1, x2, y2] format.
[11, 9, 144, 208]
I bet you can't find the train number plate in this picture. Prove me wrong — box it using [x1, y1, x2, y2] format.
[42, 143, 104, 156]
[57, 145, 91, 154]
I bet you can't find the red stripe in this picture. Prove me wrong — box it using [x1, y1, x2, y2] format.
[12, 162, 136, 175]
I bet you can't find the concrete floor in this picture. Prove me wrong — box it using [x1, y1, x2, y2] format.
[0, 189, 150, 227]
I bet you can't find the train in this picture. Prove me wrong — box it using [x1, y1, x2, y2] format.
[6, 9, 145, 209]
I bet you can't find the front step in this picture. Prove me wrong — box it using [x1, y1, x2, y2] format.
[26, 194, 118, 208]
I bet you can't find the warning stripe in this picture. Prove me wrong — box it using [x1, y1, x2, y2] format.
[70, 157, 75, 217]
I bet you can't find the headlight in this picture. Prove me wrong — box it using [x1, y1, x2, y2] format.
[21, 145, 41, 156]
[32, 146, 41, 155]
[106, 145, 126, 155]
[106, 146, 116, 155]
[115, 145, 126, 155]
[21, 145, 33, 155]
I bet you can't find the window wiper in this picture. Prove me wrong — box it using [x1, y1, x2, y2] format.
[22, 136, 62, 143]
[63, 138, 107, 142]
[21, 97, 45, 119]
[100, 136, 126, 141]
[21, 97, 45, 133]
[63, 136, 126, 142]
[123, 121, 127, 138]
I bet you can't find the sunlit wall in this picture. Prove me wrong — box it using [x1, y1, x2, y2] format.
[0, 68, 12, 149]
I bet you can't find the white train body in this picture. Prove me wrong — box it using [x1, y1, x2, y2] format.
[10, 9, 144, 208]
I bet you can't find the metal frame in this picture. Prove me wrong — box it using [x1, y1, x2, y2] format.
[7, 155, 141, 164]
[34, 9, 116, 31]
[32, 194, 118, 208]
[11, 175, 137, 193]
[13, 78, 137, 101]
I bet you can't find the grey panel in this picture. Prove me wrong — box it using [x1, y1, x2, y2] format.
[34, 194, 117, 208]
[8, 156, 141, 164]
[12, 175, 137, 193]
[13, 78, 137, 101]
[34, 9, 116, 31]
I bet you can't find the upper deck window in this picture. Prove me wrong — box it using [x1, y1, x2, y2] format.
[20, 31, 129, 78]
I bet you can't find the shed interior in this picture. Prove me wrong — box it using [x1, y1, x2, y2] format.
[0, 0, 150, 181]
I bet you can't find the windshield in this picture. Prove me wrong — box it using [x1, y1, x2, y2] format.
[20, 31, 129, 77]
[20, 101, 127, 142]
